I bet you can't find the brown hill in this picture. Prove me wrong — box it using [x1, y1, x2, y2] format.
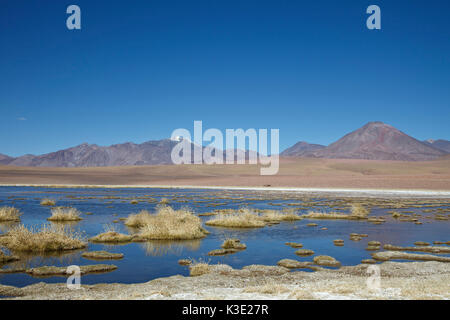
[286, 122, 447, 161]
[6, 140, 180, 167]
[280, 141, 325, 157]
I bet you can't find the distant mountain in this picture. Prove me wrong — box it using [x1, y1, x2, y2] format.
[2, 139, 258, 167]
[423, 139, 450, 153]
[5, 140, 181, 167]
[280, 141, 325, 157]
[0, 154, 13, 165]
[283, 122, 448, 161]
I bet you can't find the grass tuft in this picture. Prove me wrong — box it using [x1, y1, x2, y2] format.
[205, 208, 266, 228]
[189, 263, 211, 276]
[40, 199, 56, 206]
[47, 207, 82, 222]
[89, 225, 133, 243]
[0, 224, 86, 253]
[134, 206, 208, 240]
[0, 207, 22, 222]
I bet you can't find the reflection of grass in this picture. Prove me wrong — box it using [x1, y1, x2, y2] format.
[139, 239, 201, 256]
[0, 225, 86, 253]
[0, 248, 19, 263]
[2, 248, 83, 271]
[0, 207, 22, 222]
[48, 207, 83, 222]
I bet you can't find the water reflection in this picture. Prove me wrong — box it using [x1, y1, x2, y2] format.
[139, 240, 202, 256]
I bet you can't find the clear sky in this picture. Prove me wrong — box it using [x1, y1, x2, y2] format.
[1, 0, 449, 157]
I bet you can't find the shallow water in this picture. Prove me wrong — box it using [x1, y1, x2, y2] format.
[0, 186, 449, 288]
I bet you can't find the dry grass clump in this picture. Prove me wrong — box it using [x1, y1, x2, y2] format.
[313, 255, 341, 267]
[178, 259, 192, 266]
[81, 251, 124, 260]
[40, 199, 56, 206]
[221, 238, 246, 250]
[0, 225, 86, 253]
[124, 210, 152, 228]
[26, 264, 117, 277]
[303, 211, 351, 220]
[89, 231, 133, 243]
[159, 198, 170, 205]
[208, 248, 239, 256]
[0, 207, 22, 222]
[350, 204, 370, 218]
[189, 263, 211, 277]
[133, 206, 208, 240]
[47, 207, 82, 222]
[260, 210, 302, 222]
[286, 242, 303, 248]
[295, 249, 315, 256]
[304, 204, 369, 220]
[89, 225, 134, 244]
[205, 208, 266, 228]
[243, 283, 290, 295]
[372, 251, 450, 262]
[277, 259, 311, 269]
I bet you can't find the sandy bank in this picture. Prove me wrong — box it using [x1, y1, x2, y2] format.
[1, 261, 449, 300]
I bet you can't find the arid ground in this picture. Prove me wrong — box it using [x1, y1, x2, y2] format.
[1, 157, 450, 190]
[2, 261, 449, 300]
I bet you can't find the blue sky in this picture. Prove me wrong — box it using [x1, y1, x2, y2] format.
[1, 0, 449, 157]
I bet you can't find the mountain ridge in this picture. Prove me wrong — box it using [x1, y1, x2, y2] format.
[1, 122, 448, 166]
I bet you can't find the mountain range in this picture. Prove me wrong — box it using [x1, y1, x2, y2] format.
[0, 122, 448, 166]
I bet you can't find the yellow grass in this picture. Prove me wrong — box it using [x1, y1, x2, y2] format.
[0, 206, 22, 222]
[221, 238, 246, 250]
[260, 210, 302, 222]
[47, 207, 82, 222]
[134, 206, 208, 240]
[205, 208, 270, 228]
[303, 211, 354, 220]
[159, 198, 170, 205]
[0, 224, 86, 253]
[124, 210, 152, 228]
[350, 204, 370, 218]
[189, 263, 211, 276]
[243, 283, 290, 295]
[89, 225, 134, 243]
[40, 199, 56, 206]
[206, 213, 265, 228]
[303, 204, 369, 220]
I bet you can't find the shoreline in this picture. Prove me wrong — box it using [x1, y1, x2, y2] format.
[2, 261, 449, 300]
[1, 183, 450, 198]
